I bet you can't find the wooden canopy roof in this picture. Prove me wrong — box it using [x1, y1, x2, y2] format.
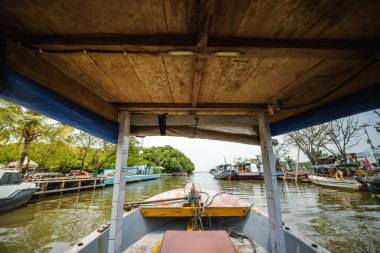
[1, 0, 380, 144]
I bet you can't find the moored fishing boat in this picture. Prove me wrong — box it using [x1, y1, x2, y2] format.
[0, 169, 40, 212]
[101, 167, 161, 186]
[213, 164, 234, 180]
[308, 164, 364, 190]
[354, 173, 380, 194]
[232, 162, 262, 180]
[214, 169, 234, 180]
[283, 171, 309, 181]
[67, 183, 328, 253]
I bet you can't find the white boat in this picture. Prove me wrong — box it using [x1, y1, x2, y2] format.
[0, 169, 40, 212]
[308, 164, 364, 190]
[67, 183, 328, 253]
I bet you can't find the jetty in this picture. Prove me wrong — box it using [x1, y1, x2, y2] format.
[30, 177, 105, 196]
[103, 174, 161, 185]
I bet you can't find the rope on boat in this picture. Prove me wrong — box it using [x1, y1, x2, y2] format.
[219, 203, 256, 253]
[124, 197, 187, 211]
[188, 187, 205, 231]
[205, 192, 227, 207]
[228, 227, 257, 253]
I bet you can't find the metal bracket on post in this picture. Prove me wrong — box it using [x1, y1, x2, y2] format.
[258, 112, 286, 253]
[108, 111, 131, 253]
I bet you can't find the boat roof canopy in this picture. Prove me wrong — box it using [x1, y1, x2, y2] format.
[1, 1, 380, 144]
[309, 163, 358, 169]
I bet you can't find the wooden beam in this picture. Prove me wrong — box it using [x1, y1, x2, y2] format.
[12, 36, 380, 58]
[196, 0, 216, 48]
[191, 57, 205, 108]
[130, 126, 260, 145]
[131, 114, 258, 126]
[114, 103, 267, 113]
[141, 207, 248, 217]
[14, 34, 195, 47]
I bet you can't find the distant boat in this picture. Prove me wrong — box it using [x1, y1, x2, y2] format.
[232, 163, 262, 180]
[0, 169, 39, 212]
[209, 168, 217, 175]
[213, 164, 233, 180]
[282, 171, 308, 181]
[100, 167, 161, 185]
[354, 173, 380, 194]
[307, 164, 364, 190]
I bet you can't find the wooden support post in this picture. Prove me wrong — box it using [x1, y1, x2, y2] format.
[295, 149, 300, 181]
[108, 111, 131, 253]
[258, 112, 286, 253]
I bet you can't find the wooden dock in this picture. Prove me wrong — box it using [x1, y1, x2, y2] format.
[30, 177, 105, 196]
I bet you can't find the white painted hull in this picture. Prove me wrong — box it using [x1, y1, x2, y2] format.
[309, 175, 363, 190]
[0, 183, 39, 212]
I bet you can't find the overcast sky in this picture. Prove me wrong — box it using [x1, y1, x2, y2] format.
[143, 109, 380, 171]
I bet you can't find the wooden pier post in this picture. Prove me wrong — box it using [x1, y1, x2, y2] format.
[295, 148, 300, 181]
[258, 112, 286, 253]
[108, 111, 130, 253]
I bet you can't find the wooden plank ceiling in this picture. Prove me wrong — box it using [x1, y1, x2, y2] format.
[1, 0, 380, 143]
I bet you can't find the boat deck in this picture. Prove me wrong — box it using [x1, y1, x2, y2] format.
[124, 228, 267, 253]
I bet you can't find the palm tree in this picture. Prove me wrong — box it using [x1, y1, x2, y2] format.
[0, 99, 72, 172]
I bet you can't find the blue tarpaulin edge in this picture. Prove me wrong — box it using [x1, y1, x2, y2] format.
[0, 67, 119, 143]
[271, 84, 380, 136]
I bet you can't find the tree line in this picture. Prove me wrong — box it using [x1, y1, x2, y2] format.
[275, 113, 380, 166]
[232, 113, 380, 168]
[0, 99, 194, 173]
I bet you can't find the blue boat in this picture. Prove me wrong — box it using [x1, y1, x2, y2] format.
[101, 166, 161, 186]
[213, 164, 234, 180]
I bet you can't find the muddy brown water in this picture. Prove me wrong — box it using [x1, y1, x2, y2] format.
[0, 172, 379, 253]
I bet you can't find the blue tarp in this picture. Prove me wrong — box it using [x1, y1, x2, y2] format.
[0, 67, 118, 143]
[271, 84, 380, 136]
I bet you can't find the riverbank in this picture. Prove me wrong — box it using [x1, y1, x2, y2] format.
[0, 172, 379, 253]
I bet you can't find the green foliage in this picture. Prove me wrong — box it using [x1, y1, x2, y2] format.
[284, 156, 295, 166]
[0, 143, 20, 165]
[0, 99, 195, 173]
[152, 166, 161, 174]
[143, 145, 194, 173]
[127, 137, 149, 166]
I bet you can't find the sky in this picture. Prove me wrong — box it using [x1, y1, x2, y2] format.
[142, 110, 380, 171]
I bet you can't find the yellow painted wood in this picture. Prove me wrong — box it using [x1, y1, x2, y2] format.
[187, 220, 193, 231]
[141, 207, 248, 217]
[151, 241, 162, 253]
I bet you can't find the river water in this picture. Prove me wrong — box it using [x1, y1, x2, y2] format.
[0, 172, 379, 253]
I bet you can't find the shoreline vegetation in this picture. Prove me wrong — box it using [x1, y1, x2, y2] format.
[0, 99, 194, 175]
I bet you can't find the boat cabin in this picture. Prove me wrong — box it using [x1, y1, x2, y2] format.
[233, 162, 261, 174]
[216, 164, 232, 172]
[0, 170, 22, 185]
[308, 163, 361, 180]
